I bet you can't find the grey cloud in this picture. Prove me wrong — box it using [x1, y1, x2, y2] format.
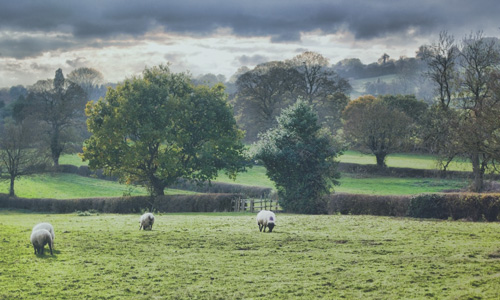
[66, 57, 89, 68]
[237, 54, 269, 66]
[0, 0, 498, 58]
[0, 35, 75, 59]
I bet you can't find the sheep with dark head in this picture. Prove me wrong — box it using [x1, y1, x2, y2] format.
[256, 210, 276, 232]
[140, 213, 155, 230]
[30, 229, 53, 255]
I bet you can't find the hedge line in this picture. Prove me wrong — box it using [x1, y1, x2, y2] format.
[0, 193, 238, 214]
[167, 178, 273, 198]
[338, 162, 500, 179]
[326, 193, 500, 221]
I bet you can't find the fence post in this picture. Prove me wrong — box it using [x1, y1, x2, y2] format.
[250, 199, 254, 213]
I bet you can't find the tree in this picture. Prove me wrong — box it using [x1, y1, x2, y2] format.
[67, 67, 105, 101]
[342, 95, 413, 168]
[234, 61, 300, 142]
[254, 100, 342, 214]
[424, 32, 500, 191]
[81, 65, 246, 196]
[27, 69, 87, 166]
[288, 51, 351, 133]
[422, 31, 459, 109]
[0, 118, 49, 196]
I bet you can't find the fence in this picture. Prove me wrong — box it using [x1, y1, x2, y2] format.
[232, 196, 280, 213]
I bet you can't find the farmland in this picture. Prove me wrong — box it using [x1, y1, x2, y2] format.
[2, 212, 500, 299]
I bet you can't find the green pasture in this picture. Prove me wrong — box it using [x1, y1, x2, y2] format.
[215, 165, 468, 195]
[1, 212, 500, 299]
[63, 150, 474, 172]
[340, 150, 472, 172]
[0, 150, 474, 199]
[349, 74, 398, 98]
[0, 174, 193, 199]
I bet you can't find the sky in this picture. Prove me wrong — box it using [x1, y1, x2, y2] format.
[0, 0, 499, 88]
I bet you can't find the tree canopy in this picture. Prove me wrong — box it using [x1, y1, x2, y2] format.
[81, 65, 246, 196]
[254, 100, 342, 214]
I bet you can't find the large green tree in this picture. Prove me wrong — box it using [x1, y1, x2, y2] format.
[81, 65, 246, 196]
[254, 100, 342, 214]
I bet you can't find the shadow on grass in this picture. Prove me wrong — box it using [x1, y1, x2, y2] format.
[34, 249, 61, 259]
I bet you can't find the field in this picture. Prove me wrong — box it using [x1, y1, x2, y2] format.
[0, 174, 194, 199]
[2, 212, 500, 299]
[215, 165, 468, 195]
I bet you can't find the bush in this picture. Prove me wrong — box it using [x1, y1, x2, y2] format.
[408, 193, 500, 221]
[0, 193, 238, 213]
[326, 193, 410, 216]
[407, 194, 448, 219]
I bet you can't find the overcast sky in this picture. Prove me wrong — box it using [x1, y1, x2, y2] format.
[0, 0, 498, 88]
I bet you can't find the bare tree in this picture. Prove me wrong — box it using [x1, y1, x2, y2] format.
[0, 118, 49, 196]
[423, 31, 459, 109]
[67, 67, 105, 101]
[424, 31, 500, 191]
[235, 61, 300, 141]
[288, 51, 351, 132]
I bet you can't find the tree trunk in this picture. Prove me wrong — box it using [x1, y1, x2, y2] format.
[9, 175, 15, 197]
[471, 152, 484, 192]
[51, 125, 62, 167]
[375, 152, 387, 168]
[150, 176, 165, 196]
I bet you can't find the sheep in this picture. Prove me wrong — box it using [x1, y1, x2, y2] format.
[139, 212, 155, 230]
[30, 229, 53, 255]
[32, 222, 55, 242]
[256, 210, 276, 233]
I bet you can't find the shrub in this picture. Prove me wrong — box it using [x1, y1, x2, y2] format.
[326, 193, 410, 216]
[0, 193, 238, 213]
[408, 193, 500, 221]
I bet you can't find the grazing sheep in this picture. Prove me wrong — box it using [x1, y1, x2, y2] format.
[30, 229, 53, 255]
[256, 210, 276, 233]
[32, 222, 55, 242]
[140, 213, 155, 230]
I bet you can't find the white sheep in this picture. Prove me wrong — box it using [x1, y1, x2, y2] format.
[256, 210, 276, 232]
[30, 229, 53, 255]
[139, 212, 155, 230]
[32, 222, 55, 242]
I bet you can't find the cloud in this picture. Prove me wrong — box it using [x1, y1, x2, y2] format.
[0, 0, 497, 59]
[236, 54, 269, 66]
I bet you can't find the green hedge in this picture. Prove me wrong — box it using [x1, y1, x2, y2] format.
[326, 193, 411, 217]
[0, 193, 238, 213]
[327, 193, 500, 221]
[408, 193, 500, 221]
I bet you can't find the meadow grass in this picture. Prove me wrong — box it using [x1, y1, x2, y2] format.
[0, 173, 194, 199]
[1, 212, 500, 299]
[216, 165, 468, 195]
[340, 150, 472, 172]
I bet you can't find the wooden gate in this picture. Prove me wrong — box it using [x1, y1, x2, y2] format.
[232, 196, 280, 213]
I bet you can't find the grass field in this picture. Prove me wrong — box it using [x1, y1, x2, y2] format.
[215, 165, 468, 195]
[0, 151, 472, 199]
[1, 212, 500, 299]
[0, 173, 194, 199]
[62, 150, 474, 172]
[340, 150, 472, 172]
